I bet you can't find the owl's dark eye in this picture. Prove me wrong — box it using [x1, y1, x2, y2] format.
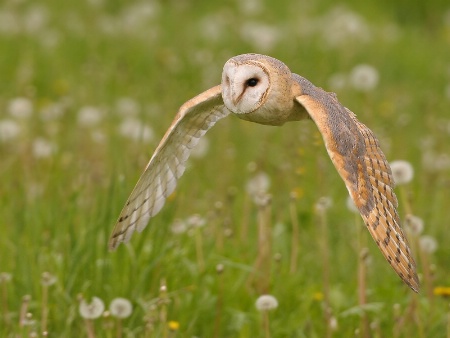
[246, 78, 259, 87]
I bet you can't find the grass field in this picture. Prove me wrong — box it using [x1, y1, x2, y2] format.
[1, 0, 450, 337]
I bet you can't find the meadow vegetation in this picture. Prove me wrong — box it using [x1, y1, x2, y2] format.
[1, 0, 449, 336]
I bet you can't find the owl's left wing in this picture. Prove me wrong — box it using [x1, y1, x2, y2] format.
[109, 85, 229, 250]
[293, 74, 419, 292]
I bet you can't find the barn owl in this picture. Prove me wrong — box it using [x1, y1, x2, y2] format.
[109, 53, 419, 292]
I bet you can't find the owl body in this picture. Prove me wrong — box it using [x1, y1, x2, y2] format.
[109, 53, 419, 292]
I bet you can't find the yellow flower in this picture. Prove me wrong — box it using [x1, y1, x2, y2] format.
[290, 187, 304, 199]
[313, 292, 324, 301]
[433, 286, 450, 297]
[168, 321, 180, 331]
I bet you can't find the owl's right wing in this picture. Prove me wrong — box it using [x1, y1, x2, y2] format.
[109, 85, 230, 250]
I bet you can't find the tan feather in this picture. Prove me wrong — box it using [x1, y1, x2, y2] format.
[294, 75, 419, 292]
[108, 85, 229, 250]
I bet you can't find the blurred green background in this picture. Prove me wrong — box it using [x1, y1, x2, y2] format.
[1, 0, 449, 336]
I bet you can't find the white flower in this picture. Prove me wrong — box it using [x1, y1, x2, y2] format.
[346, 195, 359, 214]
[390, 160, 414, 185]
[321, 7, 371, 48]
[240, 22, 281, 52]
[170, 219, 187, 234]
[23, 5, 49, 33]
[419, 235, 438, 254]
[32, 138, 56, 158]
[8, 97, 33, 119]
[329, 316, 338, 331]
[237, 0, 263, 15]
[109, 298, 133, 319]
[0, 9, 20, 35]
[255, 294, 278, 311]
[0, 119, 21, 142]
[422, 151, 450, 172]
[79, 296, 105, 319]
[41, 272, 57, 286]
[0, 272, 12, 282]
[404, 214, 424, 236]
[77, 106, 103, 127]
[216, 263, 224, 274]
[186, 214, 206, 228]
[40, 102, 65, 121]
[327, 73, 347, 91]
[349, 64, 379, 92]
[119, 118, 154, 143]
[120, 2, 159, 33]
[445, 84, 450, 101]
[315, 196, 333, 213]
[253, 192, 272, 207]
[246, 172, 270, 197]
[116, 97, 140, 117]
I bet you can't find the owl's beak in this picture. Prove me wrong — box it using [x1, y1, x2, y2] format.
[230, 81, 245, 106]
[232, 90, 244, 106]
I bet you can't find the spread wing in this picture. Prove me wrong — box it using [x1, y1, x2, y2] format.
[109, 85, 230, 250]
[293, 74, 419, 292]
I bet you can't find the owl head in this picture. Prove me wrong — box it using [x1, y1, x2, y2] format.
[221, 54, 298, 125]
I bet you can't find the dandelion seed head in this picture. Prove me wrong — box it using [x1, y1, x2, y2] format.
[346, 195, 359, 214]
[252, 192, 272, 207]
[116, 97, 140, 117]
[224, 227, 233, 238]
[329, 316, 338, 331]
[77, 106, 103, 127]
[419, 235, 438, 254]
[40, 102, 66, 121]
[390, 160, 414, 185]
[405, 214, 424, 236]
[315, 196, 333, 213]
[0, 9, 20, 35]
[0, 272, 12, 282]
[186, 214, 206, 228]
[22, 312, 36, 327]
[170, 219, 187, 235]
[327, 72, 347, 91]
[445, 84, 450, 101]
[240, 22, 280, 52]
[32, 138, 56, 159]
[23, 5, 49, 33]
[0, 119, 21, 142]
[8, 97, 33, 119]
[198, 13, 227, 42]
[119, 118, 154, 143]
[321, 7, 371, 48]
[237, 0, 263, 15]
[109, 297, 133, 319]
[246, 172, 270, 197]
[216, 263, 224, 274]
[255, 294, 278, 311]
[349, 64, 379, 92]
[41, 272, 57, 286]
[79, 296, 105, 319]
